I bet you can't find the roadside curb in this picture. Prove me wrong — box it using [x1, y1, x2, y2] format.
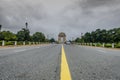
[0, 44, 50, 49]
[80, 45, 120, 51]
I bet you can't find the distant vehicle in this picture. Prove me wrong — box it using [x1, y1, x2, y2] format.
[65, 41, 71, 45]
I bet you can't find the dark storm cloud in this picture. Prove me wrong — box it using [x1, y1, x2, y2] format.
[0, 0, 47, 32]
[79, 0, 118, 9]
[0, 0, 120, 39]
[60, 0, 120, 34]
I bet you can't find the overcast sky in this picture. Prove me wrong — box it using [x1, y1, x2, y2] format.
[0, 0, 120, 40]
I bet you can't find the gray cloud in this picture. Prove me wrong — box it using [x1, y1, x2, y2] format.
[0, 0, 47, 31]
[60, 0, 120, 35]
[0, 0, 120, 40]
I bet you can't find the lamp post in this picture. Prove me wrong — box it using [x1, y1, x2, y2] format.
[25, 22, 28, 29]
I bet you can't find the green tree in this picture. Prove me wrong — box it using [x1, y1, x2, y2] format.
[49, 38, 55, 42]
[0, 31, 17, 41]
[75, 38, 81, 43]
[84, 32, 91, 43]
[95, 29, 101, 43]
[91, 31, 96, 43]
[32, 32, 45, 42]
[77, 28, 120, 43]
[17, 28, 30, 41]
[100, 29, 107, 43]
[0, 32, 4, 40]
[114, 28, 120, 43]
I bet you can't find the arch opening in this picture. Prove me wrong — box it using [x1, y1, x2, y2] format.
[58, 32, 66, 43]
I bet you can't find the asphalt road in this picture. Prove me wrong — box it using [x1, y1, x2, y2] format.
[0, 44, 61, 80]
[64, 45, 120, 80]
[0, 44, 120, 80]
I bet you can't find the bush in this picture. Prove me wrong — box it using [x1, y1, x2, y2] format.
[0, 41, 2, 46]
[30, 42, 33, 45]
[105, 44, 112, 48]
[5, 41, 14, 45]
[115, 43, 120, 48]
[96, 43, 102, 47]
[92, 43, 96, 46]
[25, 41, 29, 45]
[87, 43, 90, 46]
[17, 41, 23, 45]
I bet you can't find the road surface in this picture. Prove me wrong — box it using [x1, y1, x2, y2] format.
[0, 44, 120, 80]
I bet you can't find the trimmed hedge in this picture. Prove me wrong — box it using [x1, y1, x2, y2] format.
[25, 41, 29, 45]
[17, 41, 24, 45]
[77, 42, 120, 48]
[5, 41, 14, 45]
[92, 43, 96, 46]
[0, 41, 48, 46]
[0, 41, 2, 46]
[105, 44, 112, 48]
[96, 43, 102, 47]
[115, 43, 120, 48]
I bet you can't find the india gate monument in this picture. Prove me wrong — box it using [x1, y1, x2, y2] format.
[58, 32, 66, 43]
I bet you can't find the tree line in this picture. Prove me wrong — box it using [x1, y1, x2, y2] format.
[0, 28, 47, 42]
[75, 28, 120, 43]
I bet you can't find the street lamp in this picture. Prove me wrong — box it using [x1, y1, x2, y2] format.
[25, 22, 28, 29]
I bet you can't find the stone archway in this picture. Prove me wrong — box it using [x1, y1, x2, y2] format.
[58, 32, 66, 43]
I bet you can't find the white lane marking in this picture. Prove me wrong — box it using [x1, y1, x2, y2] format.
[1, 45, 49, 52]
[14, 49, 27, 52]
[97, 50, 106, 53]
[0, 45, 41, 51]
[13, 47, 41, 52]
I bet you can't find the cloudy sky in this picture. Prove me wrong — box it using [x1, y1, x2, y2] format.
[0, 0, 120, 40]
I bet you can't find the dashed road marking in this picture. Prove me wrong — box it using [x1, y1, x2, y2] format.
[60, 45, 72, 80]
[14, 49, 27, 52]
[97, 50, 106, 53]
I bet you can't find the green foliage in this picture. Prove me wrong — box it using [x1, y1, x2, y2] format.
[75, 28, 120, 43]
[17, 41, 24, 45]
[105, 44, 112, 48]
[75, 38, 82, 43]
[32, 32, 45, 42]
[92, 43, 96, 46]
[17, 28, 30, 41]
[5, 41, 15, 45]
[45, 39, 50, 42]
[115, 43, 120, 48]
[84, 32, 91, 43]
[25, 41, 29, 45]
[0, 31, 17, 41]
[0, 27, 48, 46]
[96, 43, 102, 47]
[49, 38, 55, 42]
[0, 32, 4, 40]
[0, 41, 2, 46]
